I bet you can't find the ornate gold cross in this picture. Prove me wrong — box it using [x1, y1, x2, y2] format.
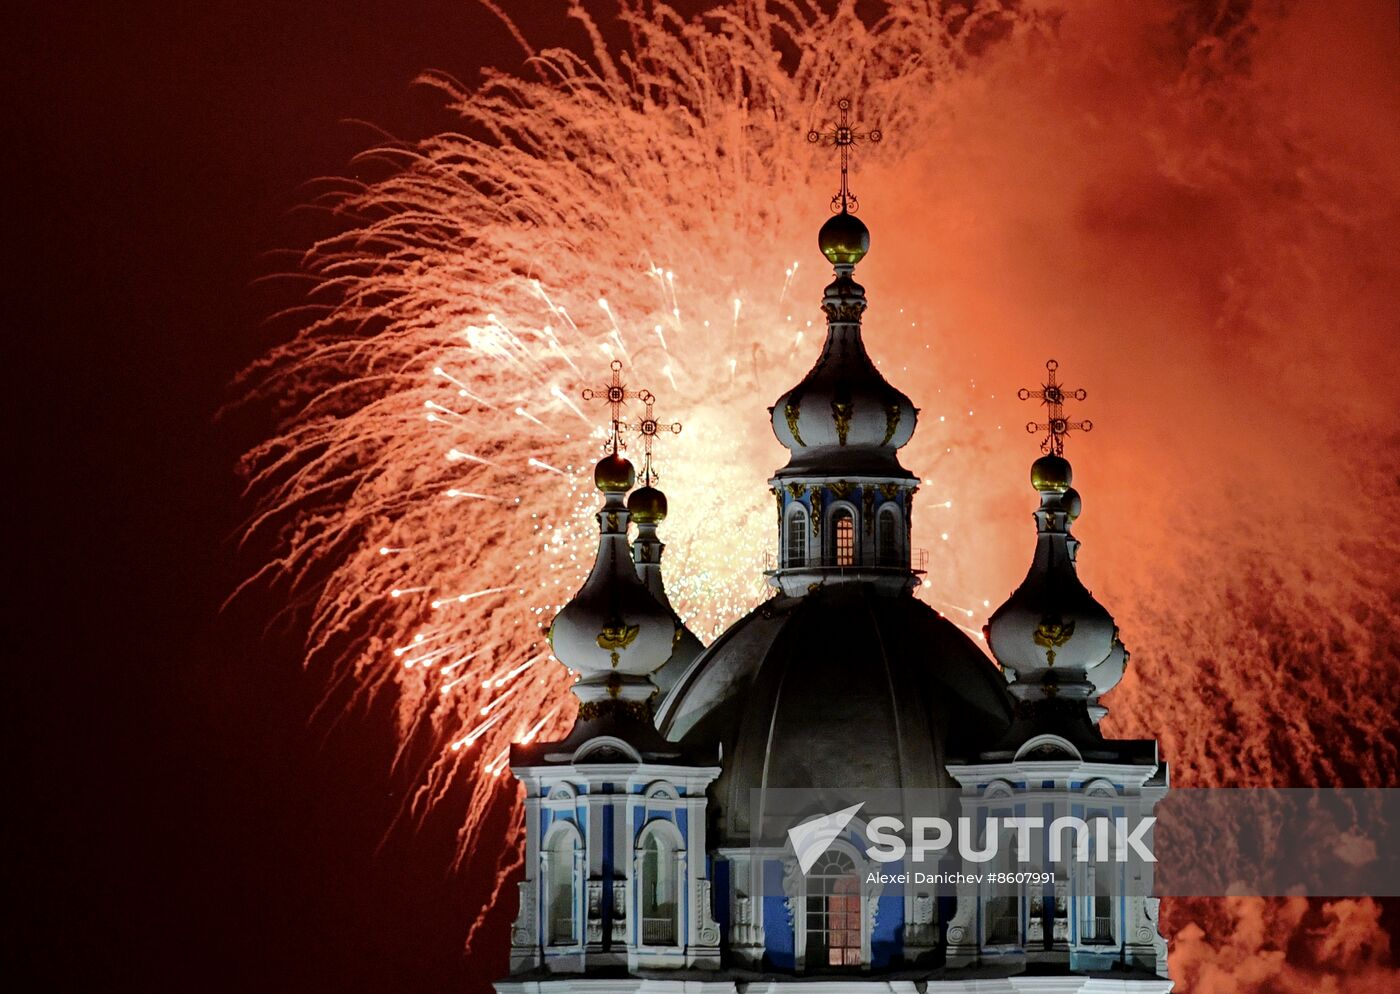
[582, 359, 643, 453]
[1019, 359, 1093, 456]
[619, 389, 682, 487]
[807, 97, 882, 213]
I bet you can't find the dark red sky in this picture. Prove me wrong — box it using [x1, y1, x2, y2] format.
[11, 2, 1397, 992]
[10, 2, 690, 990]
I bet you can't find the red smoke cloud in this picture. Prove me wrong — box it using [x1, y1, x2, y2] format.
[862, 0, 1400, 982]
[1172, 897, 1395, 993]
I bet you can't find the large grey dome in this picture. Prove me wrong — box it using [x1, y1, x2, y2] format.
[655, 585, 1013, 844]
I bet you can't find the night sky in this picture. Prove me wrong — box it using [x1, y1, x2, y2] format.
[12, 3, 653, 990]
[12, 2, 1399, 993]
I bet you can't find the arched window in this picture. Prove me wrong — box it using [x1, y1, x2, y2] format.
[877, 506, 899, 565]
[786, 507, 808, 568]
[639, 827, 680, 946]
[545, 826, 580, 946]
[1080, 862, 1114, 944]
[832, 509, 855, 567]
[985, 827, 1022, 945]
[805, 850, 861, 967]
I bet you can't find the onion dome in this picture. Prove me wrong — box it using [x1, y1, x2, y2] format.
[986, 457, 1117, 704]
[769, 214, 916, 477]
[653, 626, 704, 698]
[1086, 636, 1128, 723]
[627, 484, 705, 698]
[656, 584, 1012, 844]
[547, 454, 676, 716]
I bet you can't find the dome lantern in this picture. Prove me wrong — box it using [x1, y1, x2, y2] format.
[765, 100, 920, 597]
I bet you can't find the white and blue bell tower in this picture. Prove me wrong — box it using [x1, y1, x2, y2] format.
[942, 443, 1170, 983]
[503, 451, 722, 978]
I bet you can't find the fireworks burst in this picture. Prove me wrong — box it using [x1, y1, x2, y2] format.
[237, 0, 1005, 880]
[237, 0, 1400, 982]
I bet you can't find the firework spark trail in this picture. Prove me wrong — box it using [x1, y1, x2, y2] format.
[237, 0, 994, 879]
[238, 1, 1400, 983]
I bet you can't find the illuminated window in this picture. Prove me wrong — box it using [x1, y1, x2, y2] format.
[639, 827, 680, 946]
[787, 507, 808, 567]
[805, 850, 861, 968]
[833, 510, 855, 566]
[877, 506, 898, 565]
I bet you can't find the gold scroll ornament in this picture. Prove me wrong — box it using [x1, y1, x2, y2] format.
[881, 403, 901, 446]
[784, 396, 805, 446]
[832, 400, 853, 445]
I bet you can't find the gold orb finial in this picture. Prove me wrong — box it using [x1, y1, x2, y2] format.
[627, 485, 667, 524]
[595, 453, 635, 493]
[819, 210, 870, 266]
[1031, 454, 1072, 492]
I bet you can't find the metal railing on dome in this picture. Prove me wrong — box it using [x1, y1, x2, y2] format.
[762, 548, 928, 573]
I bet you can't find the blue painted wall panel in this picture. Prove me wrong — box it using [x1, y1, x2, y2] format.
[872, 893, 903, 967]
[762, 859, 794, 969]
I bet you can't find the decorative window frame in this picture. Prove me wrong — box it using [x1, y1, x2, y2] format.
[825, 500, 860, 566]
[982, 779, 1017, 801]
[545, 782, 579, 803]
[642, 780, 680, 802]
[1083, 778, 1119, 799]
[784, 503, 809, 568]
[1077, 858, 1118, 947]
[633, 817, 687, 951]
[876, 503, 902, 565]
[541, 818, 585, 950]
[1013, 734, 1082, 763]
[1074, 797, 1120, 948]
[571, 735, 643, 765]
[785, 835, 876, 971]
[979, 817, 1027, 950]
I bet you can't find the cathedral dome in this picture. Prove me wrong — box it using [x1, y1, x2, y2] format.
[626, 482, 704, 698]
[769, 272, 917, 477]
[986, 459, 1116, 703]
[655, 586, 1012, 843]
[548, 456, 676, 706]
